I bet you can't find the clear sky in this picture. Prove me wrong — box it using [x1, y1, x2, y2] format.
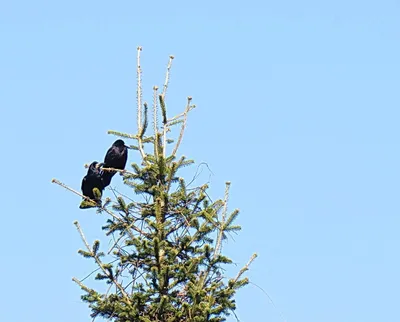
[1, 0, 400, 321]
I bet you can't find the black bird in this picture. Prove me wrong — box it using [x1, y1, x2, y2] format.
[80, 161, 104, 209]
[101, 139, 129, 187]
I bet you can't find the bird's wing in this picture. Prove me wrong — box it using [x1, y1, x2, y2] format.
[104, 146, 116, 165]
[81, 176, 86, 193]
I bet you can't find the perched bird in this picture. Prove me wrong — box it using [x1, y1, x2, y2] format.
[79, 161, 104, 209]
[101, 139, 129, 187]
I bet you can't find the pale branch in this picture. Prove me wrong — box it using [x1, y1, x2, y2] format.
[222, 181, 231, 223]
[136, 46, 147, 161]
[213, 182, 231, 259]
[80, 259, 119, 282]
[51, 179, 135, 231]
[107, 131, 137, 139]
[171, 97, 192, 157]
[73, 220, 132, 304]
[74, 220, 92, 250]
[84, 163, 136, 177]
[166, 104, 196, 125]
[101, 167, 135, 177]
[72, 277, 93, 293]
[153, 86, 159, 158]
[136, 46, 143, 134]
[233, 253, 258, 284]
[163, 126, 167, 158]
[51, 178, 96, 204]
[162, 55, 174, 98]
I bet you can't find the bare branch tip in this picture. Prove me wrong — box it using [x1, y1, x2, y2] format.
[187, 96, 192, 101]
[153, 86, 159, 90]
[169, 55, 175, 59]
[137, 46, 142, 51]
[51, 178, 56, 183]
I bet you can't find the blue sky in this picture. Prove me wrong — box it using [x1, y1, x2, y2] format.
[1, 0, 400, 321]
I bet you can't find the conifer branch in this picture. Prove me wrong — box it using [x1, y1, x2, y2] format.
[72, 277, 93, 293]
[52, 178, 122, 222]
[84, 163, 135, 176]
[74, 220, 92, 251]
[171, 97, 192, 157]
[153, 86, 159, 158]
[162, 55, 174, 98]
[222, 181, 231, 223]
[140, 102, 149, 139]
[107, 131, 137, 139]
[73, 221, 132, 303]
[233, 253, 257, 284]
[51, 178, 96, 204]
[101, 167, 133, 175]
[137, 46, 143, 133]
[51, 179, 146, 238]
[136, 46, 147, 161]
[214, 182, 231, 259]
[159, 94, 168, 158]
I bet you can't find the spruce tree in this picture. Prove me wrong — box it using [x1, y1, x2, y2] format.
[53, 47, 257, 322]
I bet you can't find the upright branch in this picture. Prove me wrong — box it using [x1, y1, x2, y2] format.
[136, 46, 146, 161]
[214, 181, 232, 259]
[233, 253, 258, 283]
[159, 94, 168, 158]
[136, 46, 143, 132]
[162, 55, 174, 98]
[171, 96, 194, 157]
[160, 55, 174, 158]
[73, 221, 132, 304]
[153, 86, 159, 158]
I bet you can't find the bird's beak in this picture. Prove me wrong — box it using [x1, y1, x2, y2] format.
[125, 145, 132, 149]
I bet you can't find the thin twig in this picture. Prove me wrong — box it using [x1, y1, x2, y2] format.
[107, 225, 133, 254]
[249, 281, 287, 322]
[73, 221, 132, 304]
[233, 253, 257, 283]
[167, 111, 186, 124]
[80, 258, 120, 282]
[186, 162, 214, 188]
[171, 97, 192, 157]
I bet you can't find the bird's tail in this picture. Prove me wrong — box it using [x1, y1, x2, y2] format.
[101, 171, 115, 187]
